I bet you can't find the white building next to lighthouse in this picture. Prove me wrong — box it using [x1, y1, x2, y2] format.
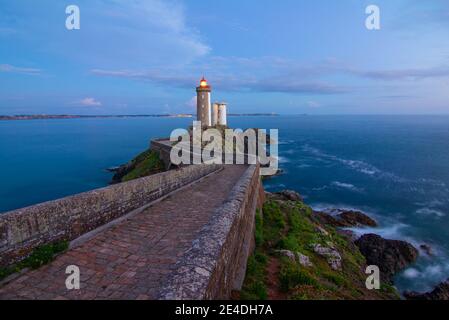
[196, 77, 228, 127]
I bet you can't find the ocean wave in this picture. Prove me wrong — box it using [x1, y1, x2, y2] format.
[402, 264, 449, 282]
[301, 145, 449, 197]
[278, 140, 295, 145]
[349, 223, 409, 241]
[416, 208, 446, 218]
[276, 156, 290, 164]
[415, 199, 446, 207]
[301, 144, 401, 181]
[331, 181, 364, 193]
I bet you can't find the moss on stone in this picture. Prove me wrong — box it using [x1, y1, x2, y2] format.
[0, 240, 69, 281]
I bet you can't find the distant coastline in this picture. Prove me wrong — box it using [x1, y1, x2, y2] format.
[0, 113, 279, 121]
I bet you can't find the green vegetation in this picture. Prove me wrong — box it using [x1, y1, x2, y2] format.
[0, 241, 69, 281]
[240, 253, 269, 300]
[240, 210, 269, 300]
[279, 262, 318, 291]
[240, 196, 400, 300]
[121, 150, 165, 182]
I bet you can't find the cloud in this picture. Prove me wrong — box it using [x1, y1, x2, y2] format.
[0, 64, 41, 75]
[353, 66, 449, 81]
[251, 80, 347, 94]
[90, 55, 449, 96]
[91, 62, 349, 95]
[306, 101, 321, 108]
[77, 97, 102, 107]
[72, 0, 210, 67]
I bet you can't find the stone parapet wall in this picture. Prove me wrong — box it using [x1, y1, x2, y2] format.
[158, 164, 265, 300]
[0, 164, 222, 267]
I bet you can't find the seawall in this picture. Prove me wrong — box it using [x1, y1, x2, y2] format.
[0, 164, 221, 268]
[158, 164, 265, 300]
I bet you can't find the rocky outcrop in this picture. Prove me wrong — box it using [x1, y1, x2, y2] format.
[269, 190, 303, 202]
[242, 192, 401, 300]
[110, 149, 165, 184]
[337, 210, 378, 227]
[314, 209, 377, 228]
[313, 244, 342, 271]
[275, 250, 314, 268]
[404, 279, 449, 300]
[262, 169, 284, 180]
[355, 234, 419, 282]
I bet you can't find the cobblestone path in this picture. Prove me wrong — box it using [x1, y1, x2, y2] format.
[0, 165, 247, 300]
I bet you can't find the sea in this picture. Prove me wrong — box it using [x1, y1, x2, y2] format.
[1, 115, 448, 294]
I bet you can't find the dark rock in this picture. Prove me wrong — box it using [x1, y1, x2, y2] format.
[404, 279, 449, 300]
[270, 190, 303, 202]
[337, 210, 378, 227]
[313, 209, 377, 228]
[313, 211, 342, 227]
[110, 163, 133, 184]
[262, 169, 284, 180]
[355, 234, 419, 282]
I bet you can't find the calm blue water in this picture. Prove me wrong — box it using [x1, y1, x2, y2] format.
[1, 115, 448, 294]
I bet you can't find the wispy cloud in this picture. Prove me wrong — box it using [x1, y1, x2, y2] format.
[0, 64, 41, 75]
[76, 97, 102, 107]
[89, 51, 449, 99]
[353, 66, 449, 81]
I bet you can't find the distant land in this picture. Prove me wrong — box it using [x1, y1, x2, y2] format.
[0, 113, 279, 121]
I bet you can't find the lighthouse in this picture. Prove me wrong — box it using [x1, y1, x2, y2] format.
[196, 77, 212, 127]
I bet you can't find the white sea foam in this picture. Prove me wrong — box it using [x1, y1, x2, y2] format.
[276, 156, 290, 164]
[349, 223, 409, 241]
[416, 208, 446, 218]
[403, 268, 420, 279]
[331, 181, 364, 193]
[301, 144, 400, 180]
[402, 264, 447, 281]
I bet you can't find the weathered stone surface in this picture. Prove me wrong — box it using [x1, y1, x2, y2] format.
[296, 252, 313, 268]
[0, 164, 222, 268]
[313, 244, 342, 271]
[0, 165, 257, 300]
[355, 234, 419, 281]
[275, 250, 296, 262]
[275, 250, 313, 268]
[158, 165, 264, 300]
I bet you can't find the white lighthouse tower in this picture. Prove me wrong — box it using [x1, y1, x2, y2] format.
[196, 77, 211, 127]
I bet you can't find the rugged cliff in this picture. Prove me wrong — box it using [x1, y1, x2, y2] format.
[110, 149, 165, 184]
[239, 191, 416, 300]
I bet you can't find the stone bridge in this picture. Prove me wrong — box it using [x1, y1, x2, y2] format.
[0, 163, 264, 300]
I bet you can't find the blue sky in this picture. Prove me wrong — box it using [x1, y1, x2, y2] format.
[1, 0, 449, 115]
